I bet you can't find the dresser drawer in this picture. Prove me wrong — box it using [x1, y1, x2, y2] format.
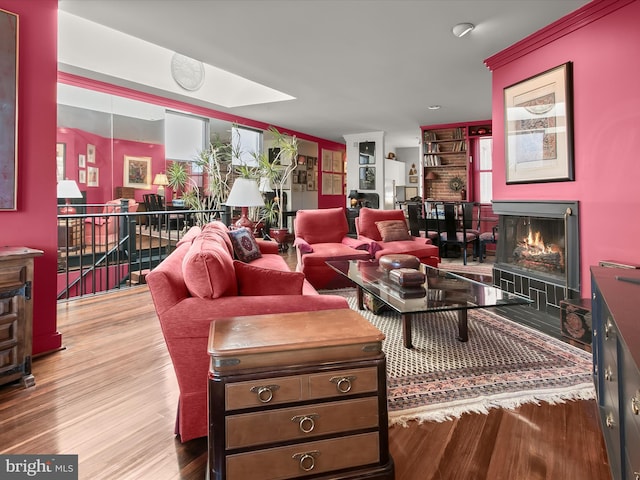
[226, 375, 303, 410]
[600, 401, 622, 480]
[225, 367, 379, 411]
[0, 265, 26, 290]
[226, 431, 380, 480]
[226, 396, 379, 449]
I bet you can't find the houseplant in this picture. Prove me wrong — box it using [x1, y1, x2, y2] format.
[166, 136, 233, 227]
[255, 127, 298, 248]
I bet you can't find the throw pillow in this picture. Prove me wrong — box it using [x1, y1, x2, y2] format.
[375, 219, 412, 242]
[228, 228, 262, 263]
[233, 260, 305, 296]
[182, 233, 237, 299]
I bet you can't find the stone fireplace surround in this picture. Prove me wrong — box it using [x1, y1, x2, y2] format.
[492, 200, 580, 318]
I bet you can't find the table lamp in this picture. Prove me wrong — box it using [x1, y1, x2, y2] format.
[226, 178, 265, 230]
[153, 173, 169, 197]
[57, 180, 83, 214]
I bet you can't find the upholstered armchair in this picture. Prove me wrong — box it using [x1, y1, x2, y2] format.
[85, 198, 139, 248]
[355, 207, 440, 267]
[294, 207, 372, 289]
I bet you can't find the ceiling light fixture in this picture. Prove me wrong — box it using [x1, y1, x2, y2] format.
[452, 23, 475, 38]
[428, 105, 441, 110]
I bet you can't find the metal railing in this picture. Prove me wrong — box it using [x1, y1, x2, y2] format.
[57, 202, 225, 300]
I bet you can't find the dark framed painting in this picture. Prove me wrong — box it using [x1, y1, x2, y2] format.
[504, 62, 574, 184]
[359, 166, 375, 190]
[0, 9, 18, 210]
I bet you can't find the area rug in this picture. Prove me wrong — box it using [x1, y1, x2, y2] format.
[331, 290, 595, 427]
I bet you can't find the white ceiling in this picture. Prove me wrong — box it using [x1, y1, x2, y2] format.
[57, 0, 589, 149]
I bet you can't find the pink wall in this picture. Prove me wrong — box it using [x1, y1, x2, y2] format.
[486, 0, 640, 297]
[0, 0, 61, 354]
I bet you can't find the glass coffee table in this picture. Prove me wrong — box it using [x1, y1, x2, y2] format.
[326, 259, 532, 349]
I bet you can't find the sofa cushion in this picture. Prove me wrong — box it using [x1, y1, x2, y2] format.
[176, 226, 202, 247]
[295, 207, 349, 244]
[376, 219, 412, 242]
[202, 221, 234, 256]
[228, 228, 262, 263]
[357, 208, 407, 241]
[182, 233, 237, 299]
[234, 260, 304, 296]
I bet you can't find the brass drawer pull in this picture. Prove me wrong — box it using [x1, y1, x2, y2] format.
[634, 471, 639, 480]
[605, 413, 615, 429]
[604, 367, 613, 382]
[292, 450, 320, 472]
[604, 318, 613, 339]
[249, 384, 280, 403]
[291, 414, 319, 433]
[330, 375, 356, 393]
[632, 394, 639, 415]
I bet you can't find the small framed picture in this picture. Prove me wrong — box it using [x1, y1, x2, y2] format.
[87, 144, 96, 163]
[79, 170, 86, 184]
[78, 154, 86, 168]
[87, 166, 99, 187]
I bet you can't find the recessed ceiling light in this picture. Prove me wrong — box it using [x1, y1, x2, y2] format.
[452, 23, 475, 38]
[428, 105, 441, 110]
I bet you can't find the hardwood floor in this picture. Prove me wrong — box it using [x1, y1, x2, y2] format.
[0, 256, 611, 479]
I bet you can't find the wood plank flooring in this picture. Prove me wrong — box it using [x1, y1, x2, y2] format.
[0, 262, 612, 479]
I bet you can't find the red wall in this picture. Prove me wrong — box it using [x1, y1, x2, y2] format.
[0, 1, 61, 354]
[486, 0, 640, 297]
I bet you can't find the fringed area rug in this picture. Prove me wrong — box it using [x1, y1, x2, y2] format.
[330, 289, 595, 427]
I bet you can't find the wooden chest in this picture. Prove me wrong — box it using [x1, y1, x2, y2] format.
[207, 308, 394, 480]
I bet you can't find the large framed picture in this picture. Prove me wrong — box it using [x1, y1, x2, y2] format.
[123, 155, 151, 189]
[0, 9, 18, 210]
[504, 62, 574, 184]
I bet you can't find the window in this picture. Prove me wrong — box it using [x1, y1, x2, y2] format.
[477, 137, 493, 204]
[231, 126, 262, 167]
[165, 111, 206, 161]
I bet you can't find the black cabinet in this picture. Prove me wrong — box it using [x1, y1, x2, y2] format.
[591, 266, 640, 480]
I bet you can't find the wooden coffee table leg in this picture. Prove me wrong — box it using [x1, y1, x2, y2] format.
[402, 313, 413, 349]
[357, 286, 364, 310]
[456, 309, 468, 342]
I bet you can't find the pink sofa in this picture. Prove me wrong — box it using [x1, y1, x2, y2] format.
[84, 198, 139, 247]
[294, 207, 372, 290]
[146, 221, 349, 442]
[355, 207, 440, 267]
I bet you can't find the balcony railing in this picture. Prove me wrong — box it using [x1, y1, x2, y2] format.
[57, 202, 226, 300]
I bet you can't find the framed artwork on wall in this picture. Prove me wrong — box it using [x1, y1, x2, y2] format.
[359, 166, 375, 190]
[123, 155, 151, 189]
[87, 144, 96, 163]
[87, 166, 99, 187]
[78, 154, 86, 168]
[504, 62, 574, 184]
[0, 9, 18, 210]
[78, 170, 86, 184]
[56, 143, 66, 182]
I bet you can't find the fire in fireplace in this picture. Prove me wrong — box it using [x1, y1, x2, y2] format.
[507, 216, 565, 278]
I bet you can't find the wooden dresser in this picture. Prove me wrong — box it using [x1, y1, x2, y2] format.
[0, 247, 43, 388]
[591, 266, 640, 480]
[207, 309, 394, 480]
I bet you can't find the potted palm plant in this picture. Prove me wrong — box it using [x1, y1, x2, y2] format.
[255, 127, 298, 249]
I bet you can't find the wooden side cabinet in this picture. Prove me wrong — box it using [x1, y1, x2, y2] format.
[0, 247, 43, 388]
[207, 309, 394, 480]
[591, 266, 640, 480]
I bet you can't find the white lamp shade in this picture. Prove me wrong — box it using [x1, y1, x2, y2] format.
[153, 173, 169, 185]
[57, 180, 83, 199]
[226, 178, 264, 207]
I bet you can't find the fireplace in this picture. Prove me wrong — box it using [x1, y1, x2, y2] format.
[492, 201, 580, 317]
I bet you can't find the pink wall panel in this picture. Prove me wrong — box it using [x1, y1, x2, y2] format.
[488, 0, 640, 296]
[0, 0, 60, 354]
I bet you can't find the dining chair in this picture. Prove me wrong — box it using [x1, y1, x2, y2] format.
[435, 202, 478, 265]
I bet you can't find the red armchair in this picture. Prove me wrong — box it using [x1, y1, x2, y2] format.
[294, 207, 372, 289]
[85, 198, 139, 248]
[355, 207, 440, 267]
